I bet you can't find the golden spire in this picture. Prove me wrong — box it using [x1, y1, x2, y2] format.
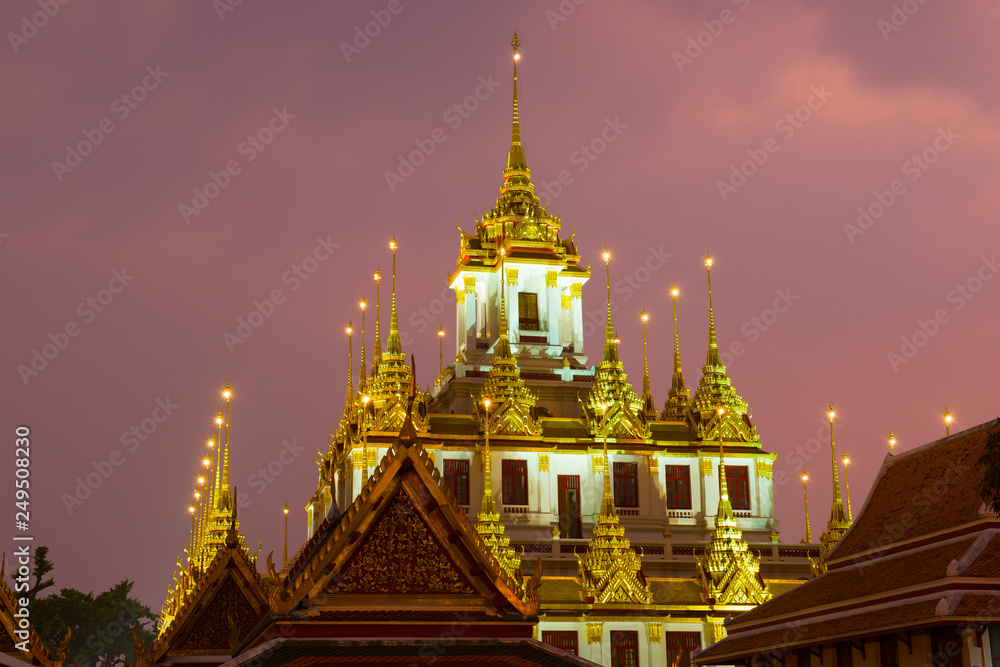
[663, 284, 691, 420]
[220, 382, 232, 510]
[475, 398, 520, 577]
[944, 406, 953, 436]
[478, 246, 541, 436]
[602, 250, 617, 363]
[507, 32, 526, 172]
[283, 502, 289, 569]
[346, 322, 353, 403]
[842, 450, 853, 522]
[640, 310, 656, 420]
[888, 429, 896, 455]
[578, 404, 652, 604]
[828, 404, 842, 506]
[705, 255, 722, 368]
[802, 469, 812, 543]
[373, 268, 382, 375]
[387, 237, 403, 355]
[819, 403, 850, 558]
[690, 257, 757, 443]
[581, 251, 648, 439]
[696, 406, 769, 605]
[359, 297, 367, 388]
[437, 324, 445, 376]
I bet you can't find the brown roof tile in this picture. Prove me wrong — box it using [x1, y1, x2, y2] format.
[830, 423, 996, 561]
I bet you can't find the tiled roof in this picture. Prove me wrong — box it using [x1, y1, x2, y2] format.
[428, 414, 479, 436]
[829, 421, 996, 562]
[540, 419, 589, 438]
[733, 536, 977, 626]
[223, 638, 598, 667]
[650, 423, 696, 441]
[693, 420, 1000, 664]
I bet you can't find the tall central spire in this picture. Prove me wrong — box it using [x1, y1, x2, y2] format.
[507, 32, 527, 172]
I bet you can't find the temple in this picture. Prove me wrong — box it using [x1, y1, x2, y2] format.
[0, 33, 874, 667]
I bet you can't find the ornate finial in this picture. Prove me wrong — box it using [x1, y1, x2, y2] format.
[690, 259, 757, 442]
[801, 469, 812, 543]
[663, 284, 691, 420]
[602, 250, 616, 362]
[387, 238, 403, 355]
[578, 402, 652, 604]
[944, 406, 953, 436]
[705, 255, 721, 367]
[507, 32, 527, 172]
[640, 310, 656, 420]
[696, 406, 769, 605]
[819, 403, 850, 558]
[359, 297, 367, 387]
[888, 429, 896, 455]
[373, 268, 382, 375]
[346, 322, 354, 403]
[842, 449, 853, 522]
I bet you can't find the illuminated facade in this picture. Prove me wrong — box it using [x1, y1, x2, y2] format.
[306, 34, 820, 667]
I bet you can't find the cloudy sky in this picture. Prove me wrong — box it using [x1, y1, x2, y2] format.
[3, 1, 998, 609]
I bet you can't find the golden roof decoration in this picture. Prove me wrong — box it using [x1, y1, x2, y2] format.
[578, 405, 652, 605]
[662, 283, 691, 421]
[690, 257, 758, 443]
[581, 251, 650, 440]
[696, 427, 770, 606]
[819, 404, 851, 559]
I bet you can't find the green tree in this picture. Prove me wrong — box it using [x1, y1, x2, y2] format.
[11, 547, 157, 667]
[977, 424, 1000, 514]
[26, 545, 54, 604]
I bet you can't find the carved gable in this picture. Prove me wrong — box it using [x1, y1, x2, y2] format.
[326, 487, 477, 596]
[178, 574, 260, 651]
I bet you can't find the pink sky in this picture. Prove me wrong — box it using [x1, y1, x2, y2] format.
[3, 1, 998, 609]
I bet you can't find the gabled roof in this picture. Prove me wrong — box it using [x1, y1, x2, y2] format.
[258, 410, 541, 640]
[828, 420, 995, 562]
[152, 542, 268, 662]
[695, 419, 1000, 665]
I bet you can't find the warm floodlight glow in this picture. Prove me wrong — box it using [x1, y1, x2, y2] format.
[197, 476, 205, 485]
[602, 250, 610, 263]
[705, 256, 713, 268]
[484, 399, 491, 409]
[438, 327, 445, 337]
[216, 416, 223, 426]
[671, 287, 679, 297]
[514, 53, 520, 61]
[801, 472, 808, 482]
[346, 325, 353, 335]
[389, 238, 397, 251]
[374, 271, 381, 282]
[223, 389, 231, 400]
[362, 395, 370, 405]
[189, 506, 195, 513]
[202, 458, 210, 467]
[717, 407, 725, 416]
[843, 454, 850, 465]
[641, 312, 648, 322]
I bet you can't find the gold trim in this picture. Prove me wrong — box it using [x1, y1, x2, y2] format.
[647, 622, 662, 644]
[538, 453, 549, 472]
[586, 622, 604, 644]
[592, 454, 605, 474]
[700, 458, 713, 476]
[546, 270, 558, 287]
[755, 458, 773, 479]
